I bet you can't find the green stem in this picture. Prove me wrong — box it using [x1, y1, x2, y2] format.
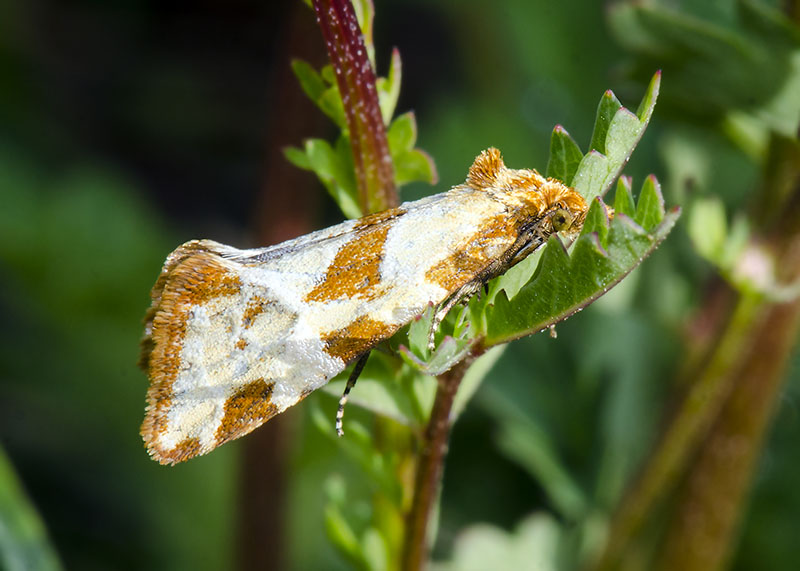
[657, 293, 800, 570]
[593, 291, 763, 570]
[654, 134, 800, 569]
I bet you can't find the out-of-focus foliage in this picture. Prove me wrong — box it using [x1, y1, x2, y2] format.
[0, 146, 237, 570]
[0, 447, 61, 571]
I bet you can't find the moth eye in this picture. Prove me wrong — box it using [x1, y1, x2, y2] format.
[551, 208, 574, 232]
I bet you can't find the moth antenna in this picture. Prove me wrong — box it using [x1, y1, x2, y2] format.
[336, 351, 371, 437]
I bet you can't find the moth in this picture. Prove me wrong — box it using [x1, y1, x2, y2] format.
[139, 148, 589, 464]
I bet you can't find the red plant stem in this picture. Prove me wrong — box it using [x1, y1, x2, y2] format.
[402, 356, 474, 571]
[312, 0, 397, 214]
[237, 5, 328, 569]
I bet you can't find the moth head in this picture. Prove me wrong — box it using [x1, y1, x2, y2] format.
[544, 190, 588, 239]
[550, 207, 576, 232]
[465, 148, 590, 238]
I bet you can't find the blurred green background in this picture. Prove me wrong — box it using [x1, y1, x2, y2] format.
[1, 0, 799, 570]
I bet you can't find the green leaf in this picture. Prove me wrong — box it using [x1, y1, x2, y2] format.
[470, 75, 668, 350]
[387, 113, 438, 186]
[291, 59, 327, 106]
[318, 86, 348, 131]
[301, 138, 362, 219]
[399, 335, 474, 377]
[546, 125, 584, 184]
[687, 195, 728, 264]
[406, 305, 434, 360]
[377, 48, 402, 125]
[482, 390, 588, 519]
[283, 145, 311, 170]
[572, 72, 661, 201]
[320, 64, 337, 86]
[636, 70, 660, 127]
[484, 249, 544, 308]
[387, 111, 417, 155]
[362, 528, 389, 571]
[590, 90, 623, 155]
[322, 354, 435, 429]
[290, 60, 347, 130]
[438, 513, 561, 571]
[613, 176, 636, 218]
[394, 149, 438, 186]
[324, 487, 366, 568]
[401, 304, 474, 372]
[583, 198, 611, 245]
[483, 177, 680, 346]
[719, 215, 750, 271]
[303, 138, 338, 182]
[331, 137, 363, 218]
[0, 447, 62, 571]
[571, 151, 608, 200]
[633, 175, 665, 230]
[605, 107, 645, 167]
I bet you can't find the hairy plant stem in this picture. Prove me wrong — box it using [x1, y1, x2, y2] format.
[311, 0, 397, 213]
[402, 356, 474, 571]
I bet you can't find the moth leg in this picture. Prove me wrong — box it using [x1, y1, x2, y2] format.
[336, 351, 371, 437]
[428, 280, 483, 350]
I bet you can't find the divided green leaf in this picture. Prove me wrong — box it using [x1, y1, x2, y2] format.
[387, 112, 438, 186]
[633, 175, 665, 230]
[589, 90, 623, 155]
[283, 138, 362, 219]
[387, 112, 416, 155]
[377, 49, 402, 125]
[572, 71, 661, 202]
[613, 176, 636, 218]
[483, 178, 679, 346]
[291, 59, 327, 104]
[289, 46, 435, 217]
[546, 125, 584, 184]
[399, 335, 474, 377]
[477, 74, 676, 345]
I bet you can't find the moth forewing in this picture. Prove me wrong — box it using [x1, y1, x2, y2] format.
[139, 147, 588, 464]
